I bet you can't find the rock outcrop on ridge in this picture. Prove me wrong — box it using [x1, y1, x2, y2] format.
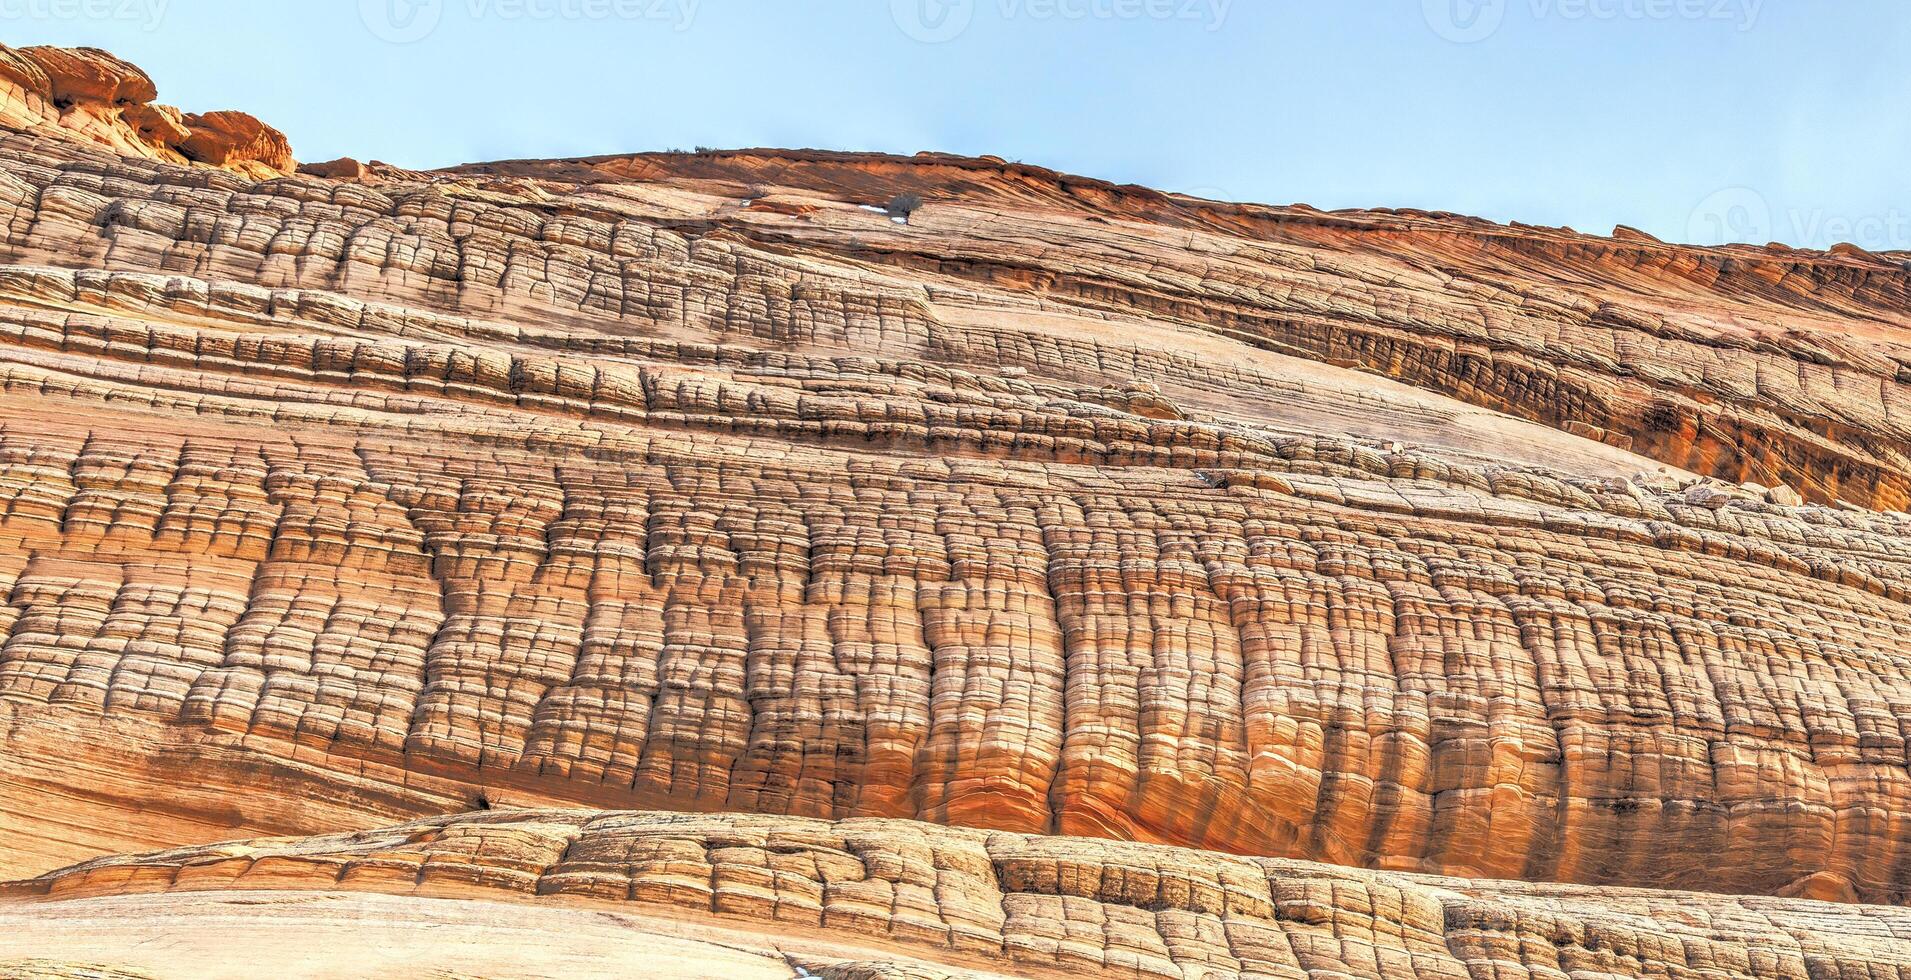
[0, 44, 290, 178]
[2, 40, 1911, 978]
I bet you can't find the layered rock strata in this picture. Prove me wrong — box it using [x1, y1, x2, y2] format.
[0, 42, 1908, 968]
[5, 810, 1910, 980]
[5, 121, 1911, 904]
[466, 146, 1911, 510]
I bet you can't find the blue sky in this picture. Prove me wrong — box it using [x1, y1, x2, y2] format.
[7, 0, 1907, 250]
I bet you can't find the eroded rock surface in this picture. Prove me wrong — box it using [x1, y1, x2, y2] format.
[0, 45, 290, 178]
[467, 146, 1911, 510]
[4, 122, 1911, 903]
[6, 810, 1910, 980]
[3, 41, 1911, 976]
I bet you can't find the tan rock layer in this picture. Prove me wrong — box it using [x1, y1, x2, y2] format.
[1, 48, 1911, 911]
[7, 809, 1911, 980]
[464, 147, 1911, 509]
[1, 119, 1911, 902]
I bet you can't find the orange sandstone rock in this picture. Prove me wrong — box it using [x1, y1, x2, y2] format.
[0, 124, 1907, 902]
[0, 41, 1908, 977]
[296, 156, 366, 179]
[0, 44, 290, 178]
[175, 109, 292, 177]
[17, 45, 157, 104]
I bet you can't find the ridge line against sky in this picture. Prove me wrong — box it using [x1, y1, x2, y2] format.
[3, 0, 1906, 252]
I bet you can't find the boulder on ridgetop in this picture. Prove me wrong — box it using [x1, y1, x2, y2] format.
[122, 102, 190, 144]
[18, 45, 157, 105]
[0, 46, 50, 97]
[179, 109, 293, 175]
[298, 156, 368, 179]
[0, 43, 292, 177]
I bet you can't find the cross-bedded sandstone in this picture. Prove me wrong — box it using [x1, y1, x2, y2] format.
[0, 129, 1910, 904]
[0, 45, 1910, 969]
[6, 810, 1910, 980]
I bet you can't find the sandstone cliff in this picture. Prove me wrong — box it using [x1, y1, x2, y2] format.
[1, 41, 1911, 979]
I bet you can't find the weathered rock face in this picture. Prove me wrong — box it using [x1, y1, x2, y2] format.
[4, 40, 1911, 977]
[466, 147, 1911, 510]
[6, 810, 1910, 980]
[10, 124, 1911, 902]
[0, 45, 290, 178]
